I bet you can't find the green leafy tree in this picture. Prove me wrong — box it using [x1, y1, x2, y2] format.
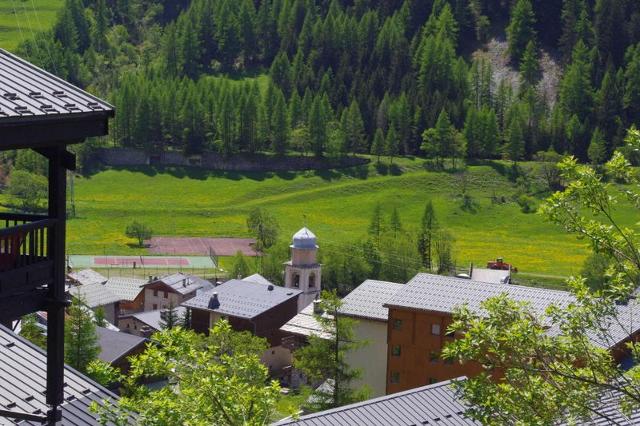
[93, 322, 281, 425]
[8, 170, 47, 212]
[442, 128, 640, 424]
[65, 297, 100, 373]
[20, 314, 46, 349]
[87, 359, 123, 388]
[294, 290, 369, 411]
[229, 250, 251, 279]
[246, 208, 280, 250]
[125, 221, 153, 247]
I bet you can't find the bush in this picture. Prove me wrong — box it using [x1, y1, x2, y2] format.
[516, 194, 537, 213]
[8, 170, 47, 212]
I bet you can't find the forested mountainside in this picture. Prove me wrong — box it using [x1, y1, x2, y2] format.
[17, 0, 640, 163]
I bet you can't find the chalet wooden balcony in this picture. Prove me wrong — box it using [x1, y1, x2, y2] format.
[0, 212, 57, 323]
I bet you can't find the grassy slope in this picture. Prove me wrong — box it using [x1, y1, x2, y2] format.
[0, 0, 63, 51]
[67, 158, 637, 277]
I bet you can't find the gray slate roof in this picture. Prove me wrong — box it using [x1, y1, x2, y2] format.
[96, 327, 147, 364]
[243, 273, 273, 286]
[386, 273, 574, 319]
[67, 269, 107, 286]
[274, 378, 478, 426]
[104, 277, 146, 302]
[0, 325, 133, 425]
[182, 280, 301, 319]
[0, 49, 112, 121]
[339, 279, 404, 322]
[128, 307, 187, 331]
[280, 304, 332, 339]
[149, 273, 213, 295]
[68, 282, 121, 308]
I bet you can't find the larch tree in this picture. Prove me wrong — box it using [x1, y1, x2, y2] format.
[370, 128, 385, 163]
[65, 297, 100, 373]
[506, 0, 536, 64]
[417, 200, 438, 271]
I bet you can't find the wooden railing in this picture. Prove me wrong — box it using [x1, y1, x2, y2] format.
[0, 213, 56, 272]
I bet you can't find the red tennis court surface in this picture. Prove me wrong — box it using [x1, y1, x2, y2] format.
[94, 256, 190, 266]
[148, 237, 258, 257]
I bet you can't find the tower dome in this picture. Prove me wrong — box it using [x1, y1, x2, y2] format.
[291, 227, 317, 249]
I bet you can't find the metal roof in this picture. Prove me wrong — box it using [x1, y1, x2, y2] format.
[273, 378, 478, 426]
[96, 327, 147, 365]
[386, 273, 574, 319]
[280, 304, 332, 339]
[470, 268, 510, 284]
[0, 49, 112, 122]
[104, 277, 146, 302]
[182, 280, 301, 319]
[243, 273, 274, 286]
[149, 273, 213, 296]
[127, 307, 187, 331]
[339, 280, 404, 322]
[68, 282, 121, 308]
[67, 269, 107, 286]
[0, 325, 133, 425]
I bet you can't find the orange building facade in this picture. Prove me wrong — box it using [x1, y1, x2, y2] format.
[385, 306, 483, 394]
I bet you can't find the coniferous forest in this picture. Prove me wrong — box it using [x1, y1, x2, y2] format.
[17, 0, 640, 163]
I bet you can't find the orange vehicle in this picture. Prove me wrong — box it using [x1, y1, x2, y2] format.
[486, 257, 518, 273]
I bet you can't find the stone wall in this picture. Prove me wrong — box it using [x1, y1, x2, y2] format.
[96, 148, 368, 171]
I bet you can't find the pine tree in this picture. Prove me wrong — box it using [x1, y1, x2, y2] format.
[624, 43, 640, 125]
[160, 301, 180, 330]
[230, 250, 251, 279]
[587, 128, 607, 164]
[93, 0, 108, 52]
[272, 90, 290, 155]
[559, 40, 594, 123]
[309, 96, 327, 157]
[417, 200, 438, 271]
[370, 128, 385, 163]
[520, 40, 539, 87]
[65, 297, 100, 373]
[342, 100, 367, 154]
[20, 314, 46, 349]
[270, 52, 292, 97]
[385, 126, 399, 164]
[368, 203, 384, 244]
[505, 112, 525, 162]
[506, 0, 536, 64]
[389, 207, 402, 237]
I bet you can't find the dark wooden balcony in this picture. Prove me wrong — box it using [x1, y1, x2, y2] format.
[0, 212, 56, 323]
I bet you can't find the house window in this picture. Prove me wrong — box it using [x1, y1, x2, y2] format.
[390, 372, 400, 384]
[393, 319, 403, 330]
[392, 345, 401, 356]
[163, 291, 168, 299]
[126, 323, 130, 328]
[429, 351, 439, 363]
[134, 324, 137, 330]
[431, 323, 441, 335]
[153, 289, 158, 297]
[153, 304, 158, 310]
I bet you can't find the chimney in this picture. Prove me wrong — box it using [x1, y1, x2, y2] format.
[313, 299, 323, 315]
[148, 275, 153, 283]
[268, 285, 274, 291]
[208, 292, 220, 309]
[182, 278, 187, 287]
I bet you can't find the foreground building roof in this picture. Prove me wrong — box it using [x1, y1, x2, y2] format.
[339, 279, 404, 322]
[274, 378, 477, 426]
[182, 280, 301, 319]
[386, 273, 574, 319]
[0, 325, 132, 425]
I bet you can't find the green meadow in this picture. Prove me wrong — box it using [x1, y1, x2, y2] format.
[65, 157, 636, 278]
[0, 0, 63, 51]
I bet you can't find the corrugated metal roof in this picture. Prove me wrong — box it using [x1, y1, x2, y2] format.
[151, 273, 213, 296]
[280, 304, 331, 339]
[243, 273, 273, 286]
[68, 282, 121, 308]
[0, 49, 113, 122]
[386, 273, 574, 319]
[96, 327, 147, 364]
[0, 325, 133, 425]
[182, 280, 301, 319]
[339, 280, 404, 322]
[67, 269, 107, 286]
[273, 378, 478, 426]
[470, 268, 510, 284]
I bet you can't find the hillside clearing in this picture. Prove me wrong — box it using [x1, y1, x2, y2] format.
[0, 0, 63, 51]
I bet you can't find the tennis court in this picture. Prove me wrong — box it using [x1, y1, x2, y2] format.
[147, 237, 258, 257]
[69, 255, 217, 269]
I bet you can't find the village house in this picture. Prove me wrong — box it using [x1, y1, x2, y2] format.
[119, 306, 187, 337]
[143, 272, 212, 311]
[383, 273, 640, 394]
[182, 278, 301, 373]
[96, 326, 148, 373]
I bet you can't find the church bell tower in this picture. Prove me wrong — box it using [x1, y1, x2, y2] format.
[284, 227, 321, 312]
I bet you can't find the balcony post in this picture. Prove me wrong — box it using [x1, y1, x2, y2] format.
[46, 146, 68, 424]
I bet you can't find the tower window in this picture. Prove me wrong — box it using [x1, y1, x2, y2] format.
[293, 274, 300, 288]
[309, 273, 316, 288]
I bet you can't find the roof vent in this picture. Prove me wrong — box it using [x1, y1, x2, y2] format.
[268, 285, 274, 291]
[208, 292, 220, 309]
[52, 90, 67, 98]
[29, 91, 43, 98]
[87, 101, 103, 110]
[14, 106, 31, 114]
[3, 92, 17, 100]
